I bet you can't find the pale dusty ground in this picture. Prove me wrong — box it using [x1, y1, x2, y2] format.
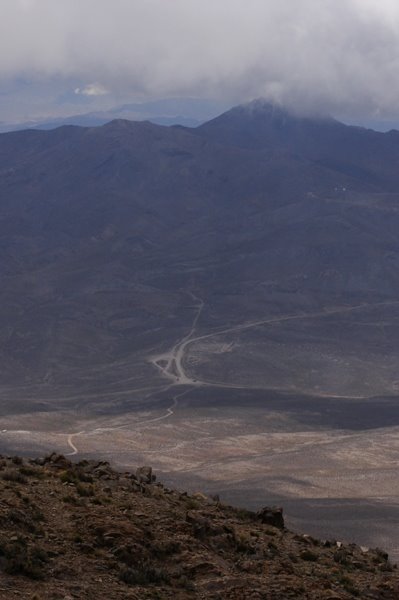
[2, 399, 399, 561]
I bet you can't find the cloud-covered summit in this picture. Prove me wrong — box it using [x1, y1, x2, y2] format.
[1, 0, 399, 120]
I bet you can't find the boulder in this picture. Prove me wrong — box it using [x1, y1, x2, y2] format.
[136, 466, 155, 484]
[256, 506, 284, 529]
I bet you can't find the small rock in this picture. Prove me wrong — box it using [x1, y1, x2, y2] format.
[192, 491, 208, 501]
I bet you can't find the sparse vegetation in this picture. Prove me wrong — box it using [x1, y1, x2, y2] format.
[2, 469, 27, 484]
[0, 538, 48, 580]
[76, 482, 94, 497]
[0, 453, 396, 599]
[300, 549, 319, 562]
[119, 562, 170, 586]
[185, 497, 201, 510]
[19, 466, 44, 478]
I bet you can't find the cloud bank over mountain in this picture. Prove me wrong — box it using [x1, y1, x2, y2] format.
[1, 0, 399, 118]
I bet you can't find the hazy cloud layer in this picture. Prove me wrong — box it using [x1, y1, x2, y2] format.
[2, 0, 399, 117]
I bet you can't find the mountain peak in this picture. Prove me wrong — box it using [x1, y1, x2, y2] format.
[226, 98, 335, 125]
[101, 118, 138, 129]
[235, 98, 288, 117]
[196, 98, 350, 152]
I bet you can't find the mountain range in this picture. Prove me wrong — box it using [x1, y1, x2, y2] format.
[0, 97, 229, 133]
[1, 101, 399, 408]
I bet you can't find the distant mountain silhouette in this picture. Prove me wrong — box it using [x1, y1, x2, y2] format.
[0, 97, 228, 133]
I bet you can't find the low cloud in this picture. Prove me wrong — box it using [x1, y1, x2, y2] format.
[74, 83, 109, 97]
[1, 1, 399, 118]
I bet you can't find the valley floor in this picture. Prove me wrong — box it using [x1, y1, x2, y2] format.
[2, 299, 399, 562]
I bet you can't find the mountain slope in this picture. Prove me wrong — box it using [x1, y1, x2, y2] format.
[1, 107, 399, 407]
[197, 100, 399, 189]
[0, 453, 397, 600]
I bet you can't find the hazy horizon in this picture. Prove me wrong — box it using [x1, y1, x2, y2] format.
[2, 1, 399, 130]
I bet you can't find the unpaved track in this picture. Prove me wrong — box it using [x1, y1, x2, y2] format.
[66, 432, 84, 456]
[152, 292, 204, 384]
[135, 388, 192, 426]
[64, 388, 191, 457]
[65, 299, 399, 457]
[162, 299, 399, 387]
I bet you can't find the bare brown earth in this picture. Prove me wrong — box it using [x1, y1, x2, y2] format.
[0, 453, 398, 600]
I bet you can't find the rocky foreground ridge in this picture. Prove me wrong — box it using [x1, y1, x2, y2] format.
[0, 454, 397, 599]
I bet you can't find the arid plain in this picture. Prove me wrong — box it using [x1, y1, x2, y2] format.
[2, 298, 399, 562]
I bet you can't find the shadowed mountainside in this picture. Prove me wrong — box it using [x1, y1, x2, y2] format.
[197, 100, 399, 189]
[1, 103, 399, 409]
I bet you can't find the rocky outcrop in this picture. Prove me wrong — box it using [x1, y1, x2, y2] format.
[256, 506, 285, 529]
[135, 465, 155, 484]
[0, 454, 397, 599]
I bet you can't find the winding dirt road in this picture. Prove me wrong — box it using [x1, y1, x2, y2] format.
[64, 298, 399, 457]
[152, 298, 399, 388]
[151, 292, 204, 384]
[66, 432, 84, 456]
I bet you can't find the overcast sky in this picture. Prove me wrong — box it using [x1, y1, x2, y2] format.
[1, 0, 399, 124]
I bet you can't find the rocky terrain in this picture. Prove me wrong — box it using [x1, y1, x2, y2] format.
[0, 453, 398, 600]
